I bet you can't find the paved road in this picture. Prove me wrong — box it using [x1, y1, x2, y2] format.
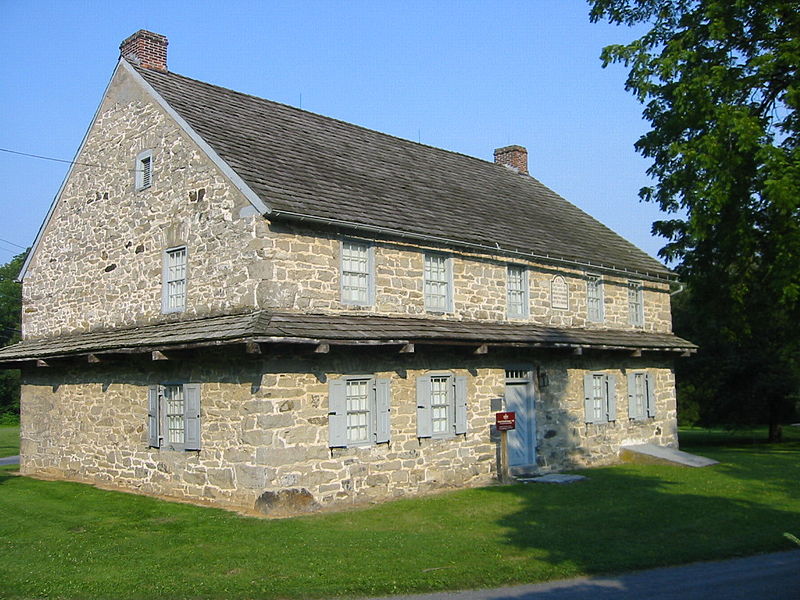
[0, 455, 19, 466]
[366, 550, 800, 600]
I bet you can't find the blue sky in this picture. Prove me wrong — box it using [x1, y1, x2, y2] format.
[0, 1, 668, 267]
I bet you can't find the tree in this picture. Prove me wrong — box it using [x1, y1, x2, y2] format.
[589, 0, 800, 440]
[0, 250, 26, 419]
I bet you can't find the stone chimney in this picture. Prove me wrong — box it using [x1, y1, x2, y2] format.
[494, 145, 528, 175]
[120, 30, 168, 71]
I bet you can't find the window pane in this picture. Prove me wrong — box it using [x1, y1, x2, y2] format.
[628, 281, 643, 326]
[592, 374, 605, 422]
[425, 255, 449, 310]
[164, 385, 185, 444]
[587, 275, 602, 322]
[166, 248, 187, 310]
[342, 241, 370, 303]
[507, 267, 526, 316]
[346, 379, 370, 443]
[634, 373, 645, 417]
[430, 376, 450, 433]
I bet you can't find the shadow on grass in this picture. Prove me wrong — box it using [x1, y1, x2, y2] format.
[483, 462, 800, 579]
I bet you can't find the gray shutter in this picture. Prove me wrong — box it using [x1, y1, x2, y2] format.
[160, 250, 169, 313]
[416, 375, 432, 438]
[375, 378, 391, 443]
[583, 374, 595, 424]
[627, 373, 639, 419]
[454, 375, 468, 435]
[606, 374, 617, 422]
[646, 372, 657, 418]
[183, 383, 201, 450]
[328, 378, 348, 447]
[148, 385, 160, 447]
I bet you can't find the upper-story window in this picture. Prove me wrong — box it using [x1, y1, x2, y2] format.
[628, 280, 644, 326]
[586, 273, 604, 322]
[135, 150, 153, 191]
[507, 266, 529, 318]
[341, 240, 374, 305]
[551, 275, 569, 310]
[162, 246, 187, 313]
[424, 253, 452, 312]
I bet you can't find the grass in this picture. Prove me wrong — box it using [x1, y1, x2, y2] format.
[0, 427, 798, 599]
[0, 424, 19, 457]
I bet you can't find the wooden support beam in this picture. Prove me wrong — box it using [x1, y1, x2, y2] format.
[572, 346, 583, 356]
[87, 353, 101, 363]
[245, 341, 262, 355]
[399, 343, 415, 354]
[152, 350, 169, 361]
[474, 344, 489, 355]
[36, 359, 49, 367]
[681, 349, 692, 357]
[314, 343, 330, 354]
[630, 349, 642, 358]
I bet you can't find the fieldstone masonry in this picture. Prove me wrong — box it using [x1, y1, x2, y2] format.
[16, 56, 682, 515]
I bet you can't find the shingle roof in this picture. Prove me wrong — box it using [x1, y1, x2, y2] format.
[133, 65, 671, 279]
[0, 311, 695, 365]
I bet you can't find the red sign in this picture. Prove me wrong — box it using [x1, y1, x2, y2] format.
[496, 411, 516, 431]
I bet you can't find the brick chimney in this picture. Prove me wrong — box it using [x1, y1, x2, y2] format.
[120, 30, 168, 71]
[494, 145, 528, 175]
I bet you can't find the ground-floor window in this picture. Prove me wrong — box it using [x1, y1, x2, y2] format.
[328, 376, 391, 447]
[148, 383, 201, 450]
[583, 373, 616, 424]
[628, 371, 656, 419]
[416, 372, 468, 438]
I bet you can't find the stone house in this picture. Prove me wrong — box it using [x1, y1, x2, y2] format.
[0, 31, 694, 515]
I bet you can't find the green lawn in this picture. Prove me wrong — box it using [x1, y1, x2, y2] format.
[1, 427, 798, 599]
[0, 424, 19, 457]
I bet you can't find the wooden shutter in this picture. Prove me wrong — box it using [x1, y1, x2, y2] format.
[148, 385, 160, 447]
[627, 373, 640, 419]
[416, 375, 432, 438]
[454, 375, 468, 435]
[328, 378, 348, 447]
[646, 372, 657, 418]
[375, 378, 391, 443]
[183, 383, 201, 450]
[606, 374, 617, 422]
[583, 374, 595, 424]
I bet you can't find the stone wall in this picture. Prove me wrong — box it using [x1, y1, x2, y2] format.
[19, 347, 677, 515]
[22, 65, 673, 341]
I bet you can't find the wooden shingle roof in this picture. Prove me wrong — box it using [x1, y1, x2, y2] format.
[134, 65, 671, 279]
[0, 311, 695, 366]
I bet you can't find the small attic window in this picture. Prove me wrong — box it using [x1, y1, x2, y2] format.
[135, 150, 153, 190]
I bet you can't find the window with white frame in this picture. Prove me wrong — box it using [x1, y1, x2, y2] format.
[162, 246, 187, 313]
[628, 371, 656, 419]
[586, 273, 604, 322]
[628, 280, 644, 326]
[583, 372, 616, 424]
[416, 372, 468, 438]
[507, 266, 528, 318]
[424, 253, 452, 312]
[135, 150, 153, 191]
[341, 240, 373, 305]
[148, 383, 201, 450]
[328, 376, 391, 447]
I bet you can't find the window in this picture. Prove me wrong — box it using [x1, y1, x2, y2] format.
[147, 383, 201, 450]
[341, 240, 374, 305]
[628, 372, 656, 419]
[583, 373, 616, 424]
[586, 274, 604, 322]
[416, 373, 468, 438]
[507, 266, 529, 318]
[135, 150, 153, 190]
[628, 281, 644, 326]
[424, 253, 452, 312]
[328, 376, 391, 447]
[162, 246, 187, 313]
[551, 275, 569, 310]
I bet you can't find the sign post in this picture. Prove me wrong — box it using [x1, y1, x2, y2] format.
[495, 411, 516, 483]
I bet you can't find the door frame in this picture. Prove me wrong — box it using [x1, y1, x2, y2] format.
[504, 365, 536, 467]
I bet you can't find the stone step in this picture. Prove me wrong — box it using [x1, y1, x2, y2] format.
[620, 443, 718, 467]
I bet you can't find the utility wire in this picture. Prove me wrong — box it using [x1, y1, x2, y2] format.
[0, 237, 26, 250]
[0, 147, 142, 173]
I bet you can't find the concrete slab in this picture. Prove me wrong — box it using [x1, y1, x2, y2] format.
[518, 473, 587, 484]
[620, 444, 718, 467]
[0, 455, 19, 466]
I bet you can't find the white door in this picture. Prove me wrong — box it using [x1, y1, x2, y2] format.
[505, 369, 536, 467]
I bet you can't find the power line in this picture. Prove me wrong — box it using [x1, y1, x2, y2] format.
[0, 147, 141, 173]
[0, 237, 26, 250]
